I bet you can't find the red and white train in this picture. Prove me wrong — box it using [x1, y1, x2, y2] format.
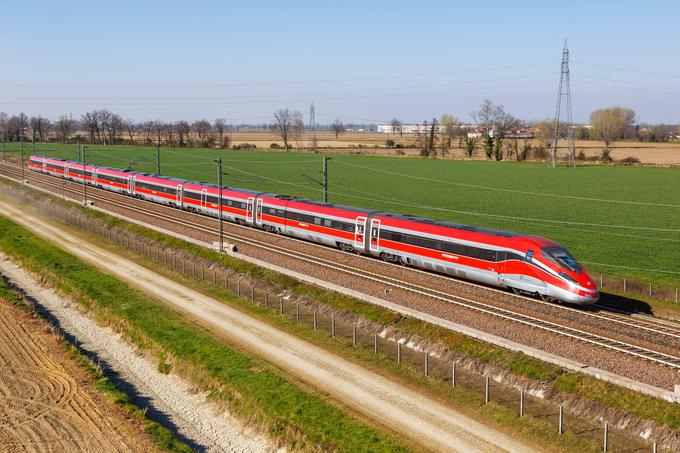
[28, 154, 599, 305]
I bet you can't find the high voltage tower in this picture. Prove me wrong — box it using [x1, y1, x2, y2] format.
[308, 102, 317, 152]
[551, 39, 575, 167]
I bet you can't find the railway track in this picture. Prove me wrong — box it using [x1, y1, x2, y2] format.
[4, 163, 680, 373]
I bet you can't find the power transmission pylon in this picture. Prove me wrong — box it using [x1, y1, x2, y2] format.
[551, 39, 575, 167]
[308, 102, 317, 152]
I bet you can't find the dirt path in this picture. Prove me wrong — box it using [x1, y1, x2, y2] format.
[0, 284, 149, 452]
[0, 200, 538, 453]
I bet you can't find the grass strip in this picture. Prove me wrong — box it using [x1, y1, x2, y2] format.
[0, 215, 411, 453]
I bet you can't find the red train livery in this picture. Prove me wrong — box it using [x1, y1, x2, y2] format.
[27, 155, 599, 305]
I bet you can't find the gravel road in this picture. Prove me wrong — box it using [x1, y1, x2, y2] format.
[0, 195, 536, 452]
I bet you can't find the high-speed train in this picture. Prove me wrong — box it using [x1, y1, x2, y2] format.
[28, 154, 599, 305]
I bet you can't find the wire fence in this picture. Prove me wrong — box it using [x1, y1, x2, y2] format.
[0, 182, 667, 452]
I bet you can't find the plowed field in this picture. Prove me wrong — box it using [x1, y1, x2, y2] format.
[0, 296, 152, 452]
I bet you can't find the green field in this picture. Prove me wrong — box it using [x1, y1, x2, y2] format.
[4, 142, 680, 287]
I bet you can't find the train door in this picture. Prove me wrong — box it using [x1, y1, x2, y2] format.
[201, 188, 208, 208]
[42, 160, 47, 172]
[176, 184, 183, 206]
[369, 219, 381, 252]
[495, 251, 506, 285]
[246, 197, 255, 223]
[255, 198, 263, 225]
[64, 163, 70, 179]
[127, 175, 134, 195]
[354, 216, 367, 249]
[92, 168, 98, 186]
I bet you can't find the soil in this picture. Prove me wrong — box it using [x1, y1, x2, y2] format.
[0, 284, 156, 452]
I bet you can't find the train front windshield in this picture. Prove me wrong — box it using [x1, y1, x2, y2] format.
[541, 246, 582, 272]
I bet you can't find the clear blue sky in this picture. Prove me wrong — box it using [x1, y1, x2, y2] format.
[1, 0, 679, 124]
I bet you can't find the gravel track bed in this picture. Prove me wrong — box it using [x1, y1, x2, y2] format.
[11, 168, 680, 391]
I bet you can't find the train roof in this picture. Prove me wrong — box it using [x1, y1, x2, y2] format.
[135, 173, 188, 184]
[288, 197, 375, 214]
[378, 212, 523, 238]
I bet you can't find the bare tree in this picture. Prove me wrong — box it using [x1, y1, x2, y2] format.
[589, 107, 636, 161]
[81, 111, 98, 144]
[331, 118, 345, 139]
[56, 114, 75, 143]
[213, 118, 228, 148]
[142, 120, 154, 146]
[175, 120, 191, 147]
[30, 116, 49, 142]
[533, 119, 555, 156]
[440, 114, 460, 155]
[292, 111, 304, 149]
[472, 99, 518, 161]
[390, 118, 403, 137]
[0, 112, 8, 143]
[192, 119, 212, 146]
[123, 118, 137, 145]
[165, 122, 175, 147]
[273, 108, 293, 151]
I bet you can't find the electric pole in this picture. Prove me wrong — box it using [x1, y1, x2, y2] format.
[322, 156, 330, 203]
[20, 128, 24, 182]
[156, 143, 161, 174]
[214, 158, 224, 252]
[82, 145, 88, 206]
[301, 156, 331, 203]
[308, 102, 317, 152]
[551, 39, 575, 167]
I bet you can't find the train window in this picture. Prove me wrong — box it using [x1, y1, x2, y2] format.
[541, 246, 581, 272]
[314, 217, 321, 225]
[324, 219, 331, 227]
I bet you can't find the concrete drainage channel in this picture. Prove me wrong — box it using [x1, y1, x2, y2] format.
[0, 181, 676, 452]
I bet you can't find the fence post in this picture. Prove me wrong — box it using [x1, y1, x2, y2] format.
[676, 288, 679, 303]
[331, 316, 335, 337]
[313, 310, 317, 330]
[224, 275, 228, 290]
[156, 248, 159, 262]
[452, 362, 456, 387]
[623, 278, 627, 293]
[192, 263, 195, 278]
[213, 271, 216, 285]
[182, 259, 186, 275]
[279, 297, 283, 315]
[296, 303, 300, 323]
[352, 324, 356, 346]
[603, 421, 608, 452]
[374, 334, 378, 354]
[652, 441, 656, 453]
[264, 292, 269, 308]
[520, 389, 524, 417]
[424, 353, 429, 377]
[201, 266, 205, 281]
[485, 376, 490, 403]
[251, 286, 255, 301]
[559, 404, 564, 435]
[237, 279, 240, 296]
[397, 342, 401, 364]
[172, 255, 176, 271]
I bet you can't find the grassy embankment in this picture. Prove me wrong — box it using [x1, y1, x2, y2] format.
[7, 141, 680, 291]
[0, 215, 416, 453]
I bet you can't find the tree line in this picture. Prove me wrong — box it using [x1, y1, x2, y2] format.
[0, 105, 675, 163]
